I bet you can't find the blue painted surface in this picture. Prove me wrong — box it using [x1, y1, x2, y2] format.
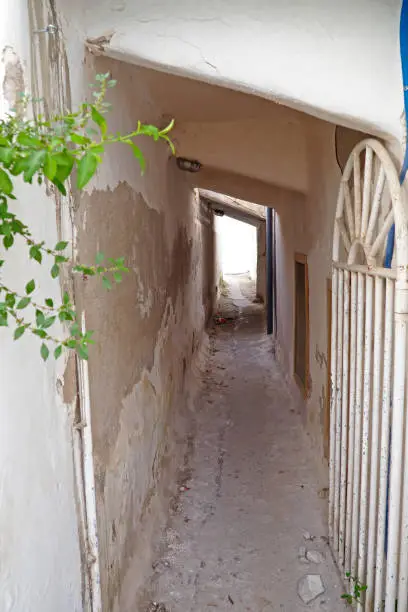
[384, 0, 408, 559]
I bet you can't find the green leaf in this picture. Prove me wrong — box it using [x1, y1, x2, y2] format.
[54, 345, 63, 359]
[53, 151, 74, 182]
[0, 312, 8, 326]
[17, 133, 42, 148]
[71, 133, 89, 145]
[10, 158, 27, 176]
[78, 345, 89, 360]
[0, 147, 13, 165]
[16, 297, 30, 309]
[91, 106, 107, 136]
[36, 309, 45, 328]
[23, 150, 46, 182]
[139, 124, 160, 140]
[5, 293, 15, 308]
[42, 315, 56, 329]
[63, 291, 70, 305]
[95, 252, 104, 265]
[55, 255, 68, 264]
[33, 328, 47, 339]
[113, 271, 122, 283]
[0, 169, 13, 195]
[45, 298, 54, 307]
[29, 245, 42, 264]
[51, 177, 67, 196]
[44, 153, 57, 181]
[125, 140, 146, 174]
[51, 263, 60, 279]
[102, 276, 112, 290]
[11, 219, 25, 234]
[40, 343, 49, 361]
[25, 279, 35, 294]
[70, 322, 80, 336]
[3, 234, 14, 249]
[77, 152, 99, 189]
[59, 310, 74, 322]
[160, 119, 175, 135]
[55, 241, 68, 251]
[89, 144, 104, 154]
[161, 134, 176, 155]
[14, 326, 26, 340]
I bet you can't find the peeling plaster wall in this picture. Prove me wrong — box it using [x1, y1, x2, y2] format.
[0, 2, 83, 611]
[70, 56, 212, 611]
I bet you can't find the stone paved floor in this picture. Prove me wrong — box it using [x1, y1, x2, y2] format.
[144, 275, 347, 611]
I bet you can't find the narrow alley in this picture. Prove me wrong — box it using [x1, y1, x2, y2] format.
[143, 276, 345, 612]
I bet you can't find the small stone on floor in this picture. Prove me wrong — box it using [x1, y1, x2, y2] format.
[297, 574, 325, 604]
[306, 550, 325, 564]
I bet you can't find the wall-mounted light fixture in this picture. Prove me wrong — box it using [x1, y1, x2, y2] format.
[176, 157, 202, 173]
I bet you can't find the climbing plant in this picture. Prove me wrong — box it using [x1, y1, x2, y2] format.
[0, 73, 174, 361]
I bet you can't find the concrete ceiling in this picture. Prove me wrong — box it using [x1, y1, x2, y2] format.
[61, 0, 403, 139]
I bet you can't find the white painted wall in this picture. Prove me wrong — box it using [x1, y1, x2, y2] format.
[215, 215, 257, 278]
[68, 0, 402, 139]
[0, 2, 83, 610]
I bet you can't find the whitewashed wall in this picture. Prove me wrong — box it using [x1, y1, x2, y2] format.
[0, 2, 83, 611]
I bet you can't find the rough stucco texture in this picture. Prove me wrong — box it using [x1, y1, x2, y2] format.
[273, 118, 342, 485]
[75, 57, 214, 611]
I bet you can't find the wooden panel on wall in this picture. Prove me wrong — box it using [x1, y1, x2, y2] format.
[294, 253, 309, 396]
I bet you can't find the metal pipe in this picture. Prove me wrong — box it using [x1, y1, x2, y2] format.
[77, 312, 102, 612]
[385, 283, 408, 611]
[345, 271, 357, 573]
[366, 276, 385, 608]
[272, 210, 277, 334]
[374, 280, 394, 610]
[329, 267, 338, 545]
[333, 261, 397, 281]
[351, 272, 365, 577]
[266, 207, 273, 335]
[357, 274, 374, 604]
[339, 269, 350, 567]
[334, 268, 344, 557]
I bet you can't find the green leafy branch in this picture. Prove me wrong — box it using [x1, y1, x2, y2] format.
[0, 73, 175, 360]
[341, 572, 367, 605]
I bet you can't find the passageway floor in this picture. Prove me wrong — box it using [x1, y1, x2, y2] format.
[146, 276, 346, 611]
